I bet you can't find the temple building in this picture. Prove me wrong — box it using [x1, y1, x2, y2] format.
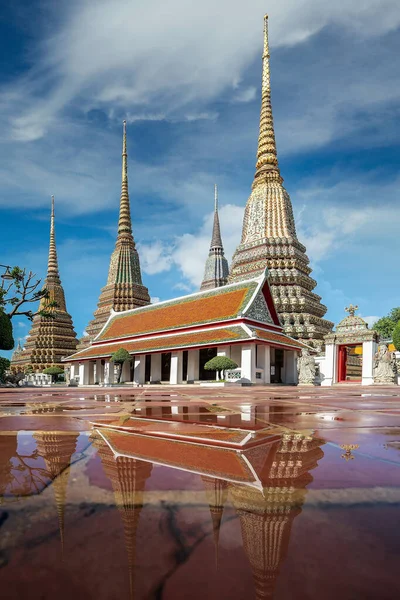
[200, 185, 229, 291]
[229, 16, 333, 350]
[11, 197, 78, 372]
[78, 121, 150, 349]
[64, 269, 307, 385]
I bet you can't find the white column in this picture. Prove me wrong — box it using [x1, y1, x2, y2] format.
[88, 362, 95, 384]
[134, 355, 146, 385]
[283, 350, 297, 385]
[70, 364, 77, 380]
[263, 345, 271, 384]
[95, 359, 104, 384]
[78, 363, 85, 385]
[321, 343, 337, 386]
[241, 344, 256, 384]
[362, 340, 377, 385]
[104, 361, 114, 385]
[187, 350, 199, 383]
[170, 351, 183, 385]
[121, 359, 131, 383]
[150, 353, 161, 383]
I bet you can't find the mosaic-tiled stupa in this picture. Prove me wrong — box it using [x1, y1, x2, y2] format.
[11, 197, 78, 371]
[229, 15, 333, 350]
[78, 121, 150, 349]
[200, 185, 229, 291]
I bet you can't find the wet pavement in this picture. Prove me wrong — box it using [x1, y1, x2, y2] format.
[0, 384, 399, 599]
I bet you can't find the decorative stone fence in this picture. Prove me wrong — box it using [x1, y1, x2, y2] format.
[24, 373, 52, 387]
[225, 368, 242, 382]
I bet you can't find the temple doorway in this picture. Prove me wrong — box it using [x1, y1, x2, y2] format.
[270, 348, 284, 383]
[161, 353, 171, 381]
[338, 344, 363, 382]
[199, 347, 217, 380]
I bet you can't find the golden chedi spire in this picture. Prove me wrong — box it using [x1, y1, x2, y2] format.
[78, 121, 150, 349]
[33, 432, 79, 555]
[12, 197, 78, 372]
[229, 15, 333, 350]
[254, 15, 281, 186]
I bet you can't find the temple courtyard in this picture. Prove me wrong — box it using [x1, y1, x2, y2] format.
[0, 384, 399, 599]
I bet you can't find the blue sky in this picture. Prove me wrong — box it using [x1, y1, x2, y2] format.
[1, 0, 400, 356]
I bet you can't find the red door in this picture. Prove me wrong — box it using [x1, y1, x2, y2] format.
[337, 345, 347, 382]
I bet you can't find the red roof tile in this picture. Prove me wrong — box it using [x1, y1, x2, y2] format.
[98, 281, 257, 341]
[252, 328, 307, 349]
[67, 326, 249, 361]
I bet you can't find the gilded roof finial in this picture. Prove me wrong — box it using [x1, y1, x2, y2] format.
[47, 195, 60, 279]
[117, 120, 133, 239]
[253, 14, 281, 187]
[345, 304, 359, 317]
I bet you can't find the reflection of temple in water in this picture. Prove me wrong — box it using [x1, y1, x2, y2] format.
[231, 435, 323, 599]
[33, 432, 79, 550]
[94, 428, 324, 599]
[92, 432, 152, 598]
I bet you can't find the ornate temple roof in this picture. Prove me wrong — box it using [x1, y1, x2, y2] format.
[325, 304, 377, 344]
[200, 185, 230, 291]
[65, 270, 307, 361]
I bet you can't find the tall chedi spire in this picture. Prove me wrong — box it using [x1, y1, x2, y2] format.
[79, 121, 150, 348]
[229, 16, 333, 349]
[200, 185, 230, 291]
[12, 197, 78, 372]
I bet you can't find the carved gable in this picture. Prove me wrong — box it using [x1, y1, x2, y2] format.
[245, 291, 273, 324]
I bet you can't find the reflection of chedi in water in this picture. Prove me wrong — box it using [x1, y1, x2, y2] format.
[91, 432, 153, 599]
[33, 432, 79, 550]
[94, 429, 324, 599]
[231, 435, 323, 599]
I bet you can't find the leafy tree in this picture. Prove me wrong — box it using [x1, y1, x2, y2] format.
[0, 357, 11, 383]
[43, 366, 64, 383]
[373, 308, 400, 339]
[0, 311, 14, 350]
[204, 356, 238, 380]
[392, 321, 400, 352]
[110, 348, 131, 383]
[0, 266, 57, 350]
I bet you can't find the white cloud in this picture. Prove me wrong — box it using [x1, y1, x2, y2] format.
[17, 322, 27, 328]
[139, 203, 244, 288]
[138, 240, 173, 275]
[362, 315, 381, 328]
[150, 296, 160, 304]
[233, 86, 257, 103]
[2, 0, 400, 142]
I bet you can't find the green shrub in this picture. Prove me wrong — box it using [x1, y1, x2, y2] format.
[43, 366, 64, 383]
[0, 357, 11, 382]
[204, 356, 238, 379]
[392, 321, 400, 352]
[111, 348, 131, 383]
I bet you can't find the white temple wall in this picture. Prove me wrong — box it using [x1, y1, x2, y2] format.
[231, 345, 242, 368]
[321, 343, 337, 386]
[283, 350, 297, 385]
[150, 353, 162, 383]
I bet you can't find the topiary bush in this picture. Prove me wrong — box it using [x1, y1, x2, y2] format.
[43, 366, 64, 383]
[111, 348, 131, 383]
[392, 321, 400, 352]
[204, 356, 238, 380]
[0, 311, 14, 351]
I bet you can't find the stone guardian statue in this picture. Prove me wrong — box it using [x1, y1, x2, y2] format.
[374, 344, 397, 384]
[297, 349, 316, 385]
